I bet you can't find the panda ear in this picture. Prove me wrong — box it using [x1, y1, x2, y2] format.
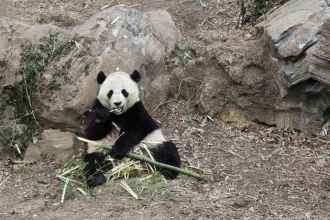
[130, 70, 141, 83]
[97, 71, 106, 84]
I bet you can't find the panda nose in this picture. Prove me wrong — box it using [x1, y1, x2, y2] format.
[114, 102, 122, 107]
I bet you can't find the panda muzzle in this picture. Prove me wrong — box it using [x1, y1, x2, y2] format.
[112, 106, 124, 114]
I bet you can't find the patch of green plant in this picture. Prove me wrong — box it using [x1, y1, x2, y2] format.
[176, 40, 191, 51]
[57, 180, 77, 200]
[57, 156, 87, 184]
[165, 57, 179, 66]
[114, 173, 185, 210]
[165, 40, 193, 66]
[24, 180, 50, 199]
[239, 0, 289, 25]
[16, 163, 29, 173]
[54, 156, 89, 204]
[1, 31, 74, 157]
[162, 183, 186, 202]
[135, 174, 186, 210]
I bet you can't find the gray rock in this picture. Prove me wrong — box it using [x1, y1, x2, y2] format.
[309, 18, 330, 86]
[24, 129, 78, 162]
[258, 0, 330, 87]
[255, 0, 330, 130]
[144, 10, 182, 56]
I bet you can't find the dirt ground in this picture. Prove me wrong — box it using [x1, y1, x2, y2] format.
[1, 0, 330, 219]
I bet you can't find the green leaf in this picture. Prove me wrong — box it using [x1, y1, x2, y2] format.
[37, 180, 49, 185]
[165, 57, 179, 65]
[175, 40, 191, 51]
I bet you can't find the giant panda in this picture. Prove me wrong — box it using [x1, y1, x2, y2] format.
[83, 70, 181, 187]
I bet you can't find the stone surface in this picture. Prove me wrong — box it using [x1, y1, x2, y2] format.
[24, 129, 78, 162]
[256, 0, 330, 130]
[261, 0, 328, 58]
[144, 10, 182, 56]
[309, 18, 330, 85]
[258, 0, 330, 87]
[182, 36, 280, 128]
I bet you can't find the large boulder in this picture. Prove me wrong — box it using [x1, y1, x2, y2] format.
[0, 5, 182, 160]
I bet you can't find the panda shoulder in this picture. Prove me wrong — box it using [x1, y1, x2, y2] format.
[125, 100, 158, 125]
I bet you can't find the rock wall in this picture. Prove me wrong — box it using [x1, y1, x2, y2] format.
[258, 0, 330, 131]
[181, 0, 330, 131]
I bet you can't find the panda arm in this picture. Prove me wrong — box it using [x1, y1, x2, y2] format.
[86, 115, 113, 140]
[86, 99, 114, 140]
[91, 98, 110, 122]
[111, 132, 142, 158]
[112, 124, 154, 159]
[111, 101, 159, 159]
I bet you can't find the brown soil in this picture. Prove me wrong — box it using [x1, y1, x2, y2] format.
[1, 0, 330, 219]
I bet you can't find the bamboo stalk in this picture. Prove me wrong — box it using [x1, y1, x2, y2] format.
[77, 136, 203, 180]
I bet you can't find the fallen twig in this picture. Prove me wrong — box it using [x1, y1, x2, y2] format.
[150, 100, 176, 115]
[0, 175, 11, 188]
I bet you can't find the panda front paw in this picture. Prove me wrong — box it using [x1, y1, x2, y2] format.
[111, 145, 128, 159]
[160, 169, 179, 179]
[87, 173, 107, 187]
[93, 108, 110, 122]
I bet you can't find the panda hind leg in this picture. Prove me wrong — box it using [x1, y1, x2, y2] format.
[83, 152, 112, 187]
[150, 141, 181, 179]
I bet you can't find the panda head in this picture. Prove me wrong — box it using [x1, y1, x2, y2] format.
[97, 70, 141, 115]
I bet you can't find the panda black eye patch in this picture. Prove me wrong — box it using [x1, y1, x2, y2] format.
[122, 89, 129, 97]
[107, 90, 113, 98]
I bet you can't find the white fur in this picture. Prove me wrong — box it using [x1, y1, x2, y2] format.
[97, 72, 139, 114]
[88, 128, 165, 153]
[141, 129, 166, 148]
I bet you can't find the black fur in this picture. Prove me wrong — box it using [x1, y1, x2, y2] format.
[87, 100, 160, 159]
[121, 89, 129, 98]
[85, 99, 113, 140]
[97, 71, 106, 84]
[150, 142, 181, 179]
[83, 70, 181, 187]
[130, 70, 141, 83]
[83, 152, 111, 187]
[107, 90, 113, 98]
